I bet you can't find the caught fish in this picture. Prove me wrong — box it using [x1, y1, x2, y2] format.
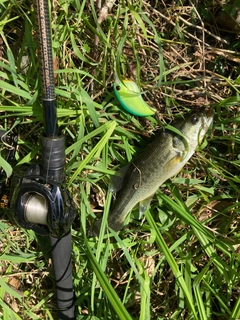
[113, 80, 156, 116]
[89, 108, 214, 236]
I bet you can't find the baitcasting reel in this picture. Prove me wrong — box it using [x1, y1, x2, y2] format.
[1, 132, 76, 238]
[10, 163, 76, 237]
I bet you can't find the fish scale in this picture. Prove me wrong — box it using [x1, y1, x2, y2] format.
[89, 108, 214, 236]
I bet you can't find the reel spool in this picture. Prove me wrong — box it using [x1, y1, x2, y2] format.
[24, 193, 48, 225]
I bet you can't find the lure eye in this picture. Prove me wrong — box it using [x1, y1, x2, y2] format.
[115, 85, 121, 91]
[191, 114, 199, 125]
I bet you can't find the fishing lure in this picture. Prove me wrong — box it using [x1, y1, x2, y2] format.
[113, 80, 156, 117]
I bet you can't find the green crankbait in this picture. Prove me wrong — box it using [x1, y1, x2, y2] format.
[113, 80, 155, 116]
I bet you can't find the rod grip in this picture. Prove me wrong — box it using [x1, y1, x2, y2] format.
[50, 233, 75, 320]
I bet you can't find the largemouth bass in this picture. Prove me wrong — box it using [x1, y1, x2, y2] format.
[89, 108, 214, 236]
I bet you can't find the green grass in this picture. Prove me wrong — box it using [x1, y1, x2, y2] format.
[0, 0, 240, 319]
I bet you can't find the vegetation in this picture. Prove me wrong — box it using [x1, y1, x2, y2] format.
[0, 0, 239, 319]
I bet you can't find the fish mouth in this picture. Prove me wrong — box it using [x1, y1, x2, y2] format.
[205, 108, 214, 128]
[197, 108, 214, 142]
[198, 107, 214, 120]
[200, 108, 214, 131]
[205, 108, 215, 120]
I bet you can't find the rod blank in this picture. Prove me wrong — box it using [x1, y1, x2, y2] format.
[35, 0, 58, 137]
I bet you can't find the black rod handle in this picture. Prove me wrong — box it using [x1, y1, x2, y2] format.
[50, 233, 75, 320]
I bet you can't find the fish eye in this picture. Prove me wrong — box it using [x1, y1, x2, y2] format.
[191, 114, 199, 125]
[115, 85, 121, 91]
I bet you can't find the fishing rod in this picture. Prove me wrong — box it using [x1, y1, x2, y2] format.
[0, 0, 77, 319]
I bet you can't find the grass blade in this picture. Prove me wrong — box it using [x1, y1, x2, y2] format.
[84, 235, 132, 320]
[67, 121, 116, 185]
[145, 210, 198, 319]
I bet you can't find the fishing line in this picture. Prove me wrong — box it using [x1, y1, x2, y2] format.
[132, 162, 142, 189]
[25, 194, 48, 225]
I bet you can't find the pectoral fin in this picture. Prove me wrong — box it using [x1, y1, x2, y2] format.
[165, 152, 183, 172]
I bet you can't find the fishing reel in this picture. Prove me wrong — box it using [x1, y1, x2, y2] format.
[1, 132, 76, 238]
[11, 136, 76, 238]
[10, 164, 76, 238]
